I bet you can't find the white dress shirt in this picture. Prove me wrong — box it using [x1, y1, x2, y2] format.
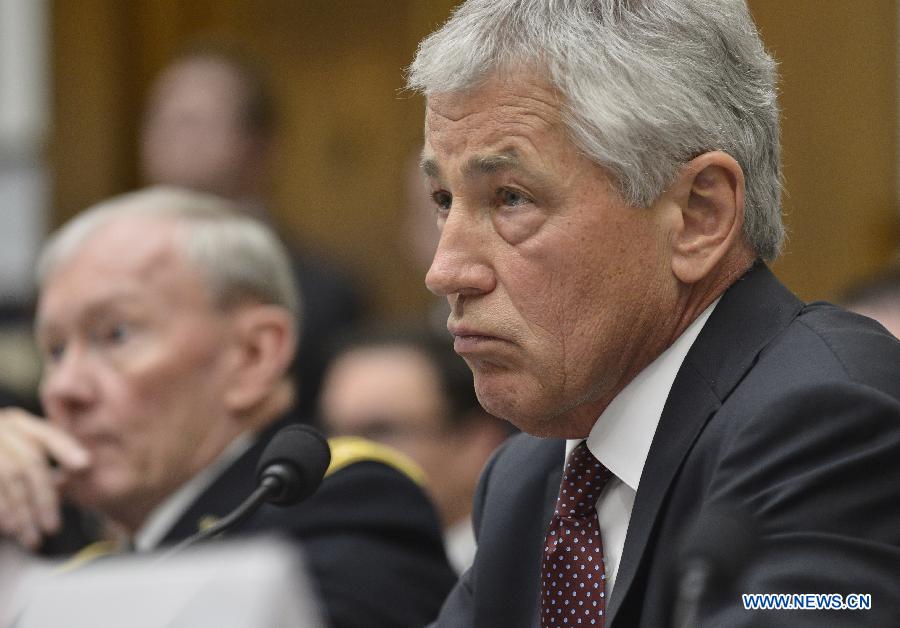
[565, 299, 718, 597]
[133, 432, 255, 552]
[444, 517, 477, 576]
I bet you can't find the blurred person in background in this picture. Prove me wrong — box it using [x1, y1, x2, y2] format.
[0, 187, 455, 627]
[841, 265, 900, 338]
[399, 148, 449, 334]
[319, 324, 510, 574]
[140, 43, 367, 419]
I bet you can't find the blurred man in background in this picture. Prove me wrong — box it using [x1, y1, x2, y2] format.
[319, 325, 510, 574]
[0, 187, 455, 627]
[842, 266, 900, 338]
[398, 149, 450, 334]
[140, 44, 366, 418]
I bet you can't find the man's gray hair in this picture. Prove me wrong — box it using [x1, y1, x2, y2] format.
[407, 0, 784, 260]
[37, 186, 300, 318]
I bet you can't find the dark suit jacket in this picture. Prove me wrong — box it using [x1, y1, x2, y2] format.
[433, 264, 900, 627]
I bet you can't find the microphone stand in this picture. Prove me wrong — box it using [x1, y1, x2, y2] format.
[157, 475, 281, 561]
[672, 558, 709, 628]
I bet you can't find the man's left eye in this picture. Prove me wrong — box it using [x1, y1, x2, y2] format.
[45, 342, 65, 363]
[106, 323, 130, 343]
[499, 188, 529, 207]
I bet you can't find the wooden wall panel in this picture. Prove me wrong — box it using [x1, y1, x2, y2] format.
[50, 0, 458, 319]
[51, 0, 139, 220]
[750, 0, 898, 301]
[258, 1, 434, 317]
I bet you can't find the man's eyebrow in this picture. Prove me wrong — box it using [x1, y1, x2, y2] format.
[35, 292, 140, 337]
[463, 151, 520, 176]
[421, 157, 441, 178]
[420, 151, 522, 179]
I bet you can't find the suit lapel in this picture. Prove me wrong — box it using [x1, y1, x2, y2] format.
[542, 456, 564, 528]
[605, 366, 720, 623]
[523, 463, 566, 628]
[606, 264, 803, 624]
[487, 435, 564, 628]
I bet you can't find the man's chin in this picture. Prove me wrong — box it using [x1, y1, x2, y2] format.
[474, 383, 556, 437]
[475, 380, 598, 439]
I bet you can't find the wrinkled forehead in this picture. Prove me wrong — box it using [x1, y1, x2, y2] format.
[422, 71, 565, 165]
[69, 215, 182, 276]
[38, 216, 207, 320]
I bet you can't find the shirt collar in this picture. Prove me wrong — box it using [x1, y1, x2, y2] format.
[567, 299, 718, 491]
[133, 432, 255, 552]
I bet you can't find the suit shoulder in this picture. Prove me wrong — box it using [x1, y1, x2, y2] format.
[797, 300, 898, 341]
[761, 301, 900, 398]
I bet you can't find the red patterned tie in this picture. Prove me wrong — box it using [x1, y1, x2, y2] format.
[540, 441, 614, 627]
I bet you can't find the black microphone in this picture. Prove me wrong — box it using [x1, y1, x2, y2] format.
[161, 425, 331, 558]
[254, 424, 331, 504]
[672, 507, 758, 628]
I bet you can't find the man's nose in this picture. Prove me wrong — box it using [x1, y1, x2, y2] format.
[425, 209, 496, 298]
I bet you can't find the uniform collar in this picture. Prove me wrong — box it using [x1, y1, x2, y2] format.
[133, 432, 255, 552]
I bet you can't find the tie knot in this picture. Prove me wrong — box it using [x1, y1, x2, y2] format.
[555, 441, 611, 519]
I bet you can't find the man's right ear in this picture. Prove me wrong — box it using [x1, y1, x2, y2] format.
[221, 304, 297, 416]
[666, 151, 749, 285]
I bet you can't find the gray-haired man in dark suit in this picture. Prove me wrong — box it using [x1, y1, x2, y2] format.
[406, 1, 900, 626]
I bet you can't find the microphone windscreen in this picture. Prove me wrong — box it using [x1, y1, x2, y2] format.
[255, 425, 331, 505]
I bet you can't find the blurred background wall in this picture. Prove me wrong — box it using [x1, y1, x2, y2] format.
[752, 0, 898, 302]
[47, 0, 899, 314]
[50, 0, 460, 321]
[0, 0, 894, 404]
[0, 0, 48, 399]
